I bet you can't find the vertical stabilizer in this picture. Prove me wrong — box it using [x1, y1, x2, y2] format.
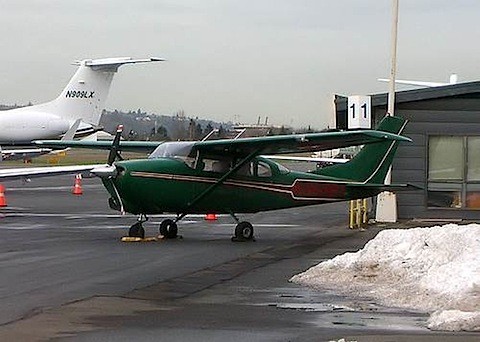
[32, 57, 163, 126]
[315, 115, 408, 184]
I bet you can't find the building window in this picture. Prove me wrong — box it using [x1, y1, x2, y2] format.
[467, 137, 480, 181]
[427, 136, 480, 209]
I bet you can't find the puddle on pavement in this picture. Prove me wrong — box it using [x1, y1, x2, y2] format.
[257, 286, 429, 331]
[314, 312, 428, 331]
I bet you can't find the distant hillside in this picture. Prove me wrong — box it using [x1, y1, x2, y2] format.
[0, 103, 30, 110]
[100, 109, 232, 141]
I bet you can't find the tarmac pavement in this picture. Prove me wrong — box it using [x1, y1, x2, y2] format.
[0, 175, 477, 341]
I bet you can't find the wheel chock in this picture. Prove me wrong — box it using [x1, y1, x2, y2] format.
[121, 236, 159, 242]
[120, 235, 183, 242]
[231, 236, 256, 242]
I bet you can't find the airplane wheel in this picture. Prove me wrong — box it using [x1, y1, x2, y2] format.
[159, 219, 178, 239]
[234, 221, 254, 241]
[129, 222, 145, 239]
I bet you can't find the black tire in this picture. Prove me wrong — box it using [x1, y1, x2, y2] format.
[129, 222, 145, 239]
[234, 221, 254, 240]
[159, 219, 178, 239]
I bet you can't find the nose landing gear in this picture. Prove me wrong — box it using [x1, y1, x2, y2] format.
[128, 214, 148, 239]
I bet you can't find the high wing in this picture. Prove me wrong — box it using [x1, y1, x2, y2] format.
[34, 116, 410, 158]
[0, 164, 105, 180]
[189, 117, 410, 158]
[33, 140, 162, 153]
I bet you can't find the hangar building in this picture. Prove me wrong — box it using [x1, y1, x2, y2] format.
[334, 82, 480, 220]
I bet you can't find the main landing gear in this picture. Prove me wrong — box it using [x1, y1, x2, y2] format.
[159, 219, 178, 239]
[127, 213, 254, 242]
[230, 213, 255, 242]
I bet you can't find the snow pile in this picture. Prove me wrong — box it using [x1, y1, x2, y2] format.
[290, 224, 480, 331]
[427, 310, 480, 331]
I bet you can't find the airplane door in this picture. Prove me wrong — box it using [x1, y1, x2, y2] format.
[192, 157, 238, 213]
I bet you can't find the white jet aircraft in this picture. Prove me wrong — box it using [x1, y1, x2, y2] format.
[0, 57, 163, 160]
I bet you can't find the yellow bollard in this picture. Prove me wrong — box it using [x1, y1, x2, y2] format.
[349, 198, 369, 229]
[362, 198, 368, 226]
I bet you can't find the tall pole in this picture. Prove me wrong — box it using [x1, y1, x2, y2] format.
[388, 0, 399, 117]
[376, 0, 399, 223]
[385, 0, 399, 185]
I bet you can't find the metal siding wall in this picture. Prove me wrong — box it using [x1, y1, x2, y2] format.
[399, 98, 480, 111]
[377, 108, 480, 219]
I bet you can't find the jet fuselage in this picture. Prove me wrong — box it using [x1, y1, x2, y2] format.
[0, 109, 69, 144]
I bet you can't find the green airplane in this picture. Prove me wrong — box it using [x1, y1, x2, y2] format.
[2, 115, 411, 241]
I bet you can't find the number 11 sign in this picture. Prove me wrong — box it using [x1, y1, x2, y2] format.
[347, 95, 371, 129]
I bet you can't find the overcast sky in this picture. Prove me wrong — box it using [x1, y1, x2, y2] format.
[1, 0, 479, 128]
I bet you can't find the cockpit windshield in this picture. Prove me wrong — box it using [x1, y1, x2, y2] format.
[148, 141, 195, 160]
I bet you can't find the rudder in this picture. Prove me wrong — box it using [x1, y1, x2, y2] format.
[315, 115, 408, 184]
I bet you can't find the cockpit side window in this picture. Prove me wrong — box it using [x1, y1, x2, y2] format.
[236, 162, 253, 176]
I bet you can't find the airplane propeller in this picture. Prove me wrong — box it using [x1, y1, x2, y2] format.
[91, 124, 125, 213]
[108, 124, 124, 165]
[91, 125, 123, 178]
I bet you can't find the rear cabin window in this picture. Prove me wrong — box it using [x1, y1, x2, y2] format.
[256, 161, 272, 177]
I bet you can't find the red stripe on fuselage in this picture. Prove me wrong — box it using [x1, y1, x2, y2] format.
[291, 180, 346, 199]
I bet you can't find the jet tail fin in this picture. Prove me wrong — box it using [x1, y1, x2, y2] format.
[314, 115, 408, 184]
[29, 57, 163, 126]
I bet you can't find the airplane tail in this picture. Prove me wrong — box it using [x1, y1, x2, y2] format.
[314, 115, 408, 184]
[31, 57, 163, 128]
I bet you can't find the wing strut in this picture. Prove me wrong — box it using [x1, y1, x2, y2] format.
[175, 149, 261, 222]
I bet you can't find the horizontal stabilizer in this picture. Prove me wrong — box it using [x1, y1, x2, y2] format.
[348, 183, 423, 192]
[73, 57, 164, 71]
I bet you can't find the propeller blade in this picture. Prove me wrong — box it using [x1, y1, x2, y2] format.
[107, 125, 123, 165]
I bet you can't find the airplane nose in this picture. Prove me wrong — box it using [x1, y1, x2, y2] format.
[92, 164, 127, 179]
[115, 165, 126, 178]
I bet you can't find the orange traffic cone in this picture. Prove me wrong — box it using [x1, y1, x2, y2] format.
[205, 213, 217, 221]
[0, 184, 7, 207]
[72, 174, 83, 195]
